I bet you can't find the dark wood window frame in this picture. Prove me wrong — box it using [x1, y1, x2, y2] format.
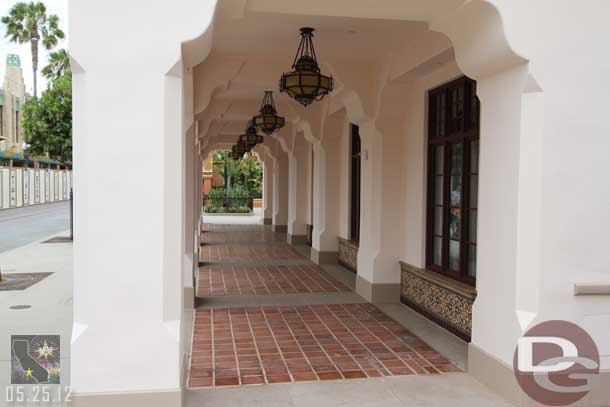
[350, 124, 361, 242]
[307, 146, 314, 247]
[426, 76, 480, 286]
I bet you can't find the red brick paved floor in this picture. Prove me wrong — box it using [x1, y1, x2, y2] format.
[188, 304, 461, 388]
[200, 244, 302, 262]
[202, 230, 285, 244]
[198, 264, 351, 297]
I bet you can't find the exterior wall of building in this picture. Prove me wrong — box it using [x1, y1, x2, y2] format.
[0, 54, 28, 153]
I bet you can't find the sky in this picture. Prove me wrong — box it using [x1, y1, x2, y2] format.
[0, 0, 68, 94]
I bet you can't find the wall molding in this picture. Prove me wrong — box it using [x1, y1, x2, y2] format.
[287, 234, 308, 246]
[574, 282, 610, 296]
[356, 275, 400, 303]
[72, 388, 181, 407]
[310, 248, 338, 265]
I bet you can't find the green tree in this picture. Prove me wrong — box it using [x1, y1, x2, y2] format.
[41, 48, 70, 81]
[212, 150, 262, 196]
[1, 2, 65, 97]
[21, 74, 71, 164]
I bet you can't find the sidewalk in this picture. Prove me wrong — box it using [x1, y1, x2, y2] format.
[0, 201, 70, 253]
[202, 207, 264, 225]
[0, 229, 73, 391]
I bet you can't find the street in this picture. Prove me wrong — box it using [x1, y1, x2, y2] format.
[0, 202, 70, 253]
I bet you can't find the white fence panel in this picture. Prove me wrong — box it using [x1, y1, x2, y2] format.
[23, 169, 30, 206]
[9, 169, 17, 208]
[34, 170, 41, 204]
[44, 171, 50, 202]
[0, 166, 72, 210]
[1, 169, 9, 209]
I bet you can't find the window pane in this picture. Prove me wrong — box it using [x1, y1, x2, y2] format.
[435, 176, 443, 205]
[434, 206, 443, 235]
[469, 209, 477, 242]
[451, 143, 463, 174]
[451, 86, 464, 118]
[450, 175, 462, 207]
[450, 208, 461, 239]
[437, 93, 446, 137]
[450, 85, 464, 132]
[449, 240, 460, 271]
[468, 245, 477, 278]
[470, 83, 479, 130]
[471, 140, 479, 172]
[470, 174, 478, 208]
[433, 237, 443, 265]
[434, 145, 444, 174]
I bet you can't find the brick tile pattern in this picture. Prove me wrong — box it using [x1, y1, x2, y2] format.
[202, 230, 285, 244]
[188, 304, 461, 388]
[200, 244, 301, 262]
[198, 264, 351, 297]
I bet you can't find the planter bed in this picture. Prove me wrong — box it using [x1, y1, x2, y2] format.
[204, 211, 254, 216]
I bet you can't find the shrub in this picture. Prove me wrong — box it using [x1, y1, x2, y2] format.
[227, 185, 249, 211]
[203, 186, 252, 213]
[208, 187, 225, 199]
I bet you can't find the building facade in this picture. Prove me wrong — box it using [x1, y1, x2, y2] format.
[0, 54, 28, 155]
[69, 1, 610, 406]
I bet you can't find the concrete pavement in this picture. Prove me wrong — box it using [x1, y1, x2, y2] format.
[0, 202, 71, 253]
[0, 229, 73, 397]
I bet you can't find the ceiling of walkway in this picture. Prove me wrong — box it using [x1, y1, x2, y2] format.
[213, 13, 426, 61]
[192, 0, 455, 144]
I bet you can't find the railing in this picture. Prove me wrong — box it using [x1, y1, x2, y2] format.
[203, 196, 254, 214]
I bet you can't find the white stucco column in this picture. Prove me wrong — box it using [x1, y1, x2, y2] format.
[69, 1, 214, 404]
[71, 67, 185, 401]
[183, 129, 197, 309]
[305, 142, 314, 229]
[287, 133, 310, 245]
[260, 150, 274, 225]
[270, 144, 288, 232]
[310, 114, 344, 264]
[354, 84, 410, 302]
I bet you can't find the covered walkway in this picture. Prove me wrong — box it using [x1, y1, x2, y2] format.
[68, 1, 610, 405]
[184, 221, 510, 406]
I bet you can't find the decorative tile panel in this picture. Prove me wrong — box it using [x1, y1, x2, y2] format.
[399, 261, 476, 340]
[338, 237, 358, 273]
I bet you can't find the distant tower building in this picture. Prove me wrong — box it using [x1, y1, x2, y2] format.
[0, 54, 30, 155]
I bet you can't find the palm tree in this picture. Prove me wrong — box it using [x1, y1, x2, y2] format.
[41, 48, 70, 81]
[1, 2, 65, 97]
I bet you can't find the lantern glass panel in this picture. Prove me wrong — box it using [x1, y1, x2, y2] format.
[301, 74, 318, 86]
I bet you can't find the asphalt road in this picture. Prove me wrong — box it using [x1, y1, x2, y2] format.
[0, 202, 70, 253]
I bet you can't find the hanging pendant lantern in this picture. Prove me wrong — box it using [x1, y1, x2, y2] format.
[232, 143, 250, 157]
[253, 91, 285, 135]
[279, 27, 333, 107]
[239, 122, 264, 146]
[229, 149, 247, 160]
